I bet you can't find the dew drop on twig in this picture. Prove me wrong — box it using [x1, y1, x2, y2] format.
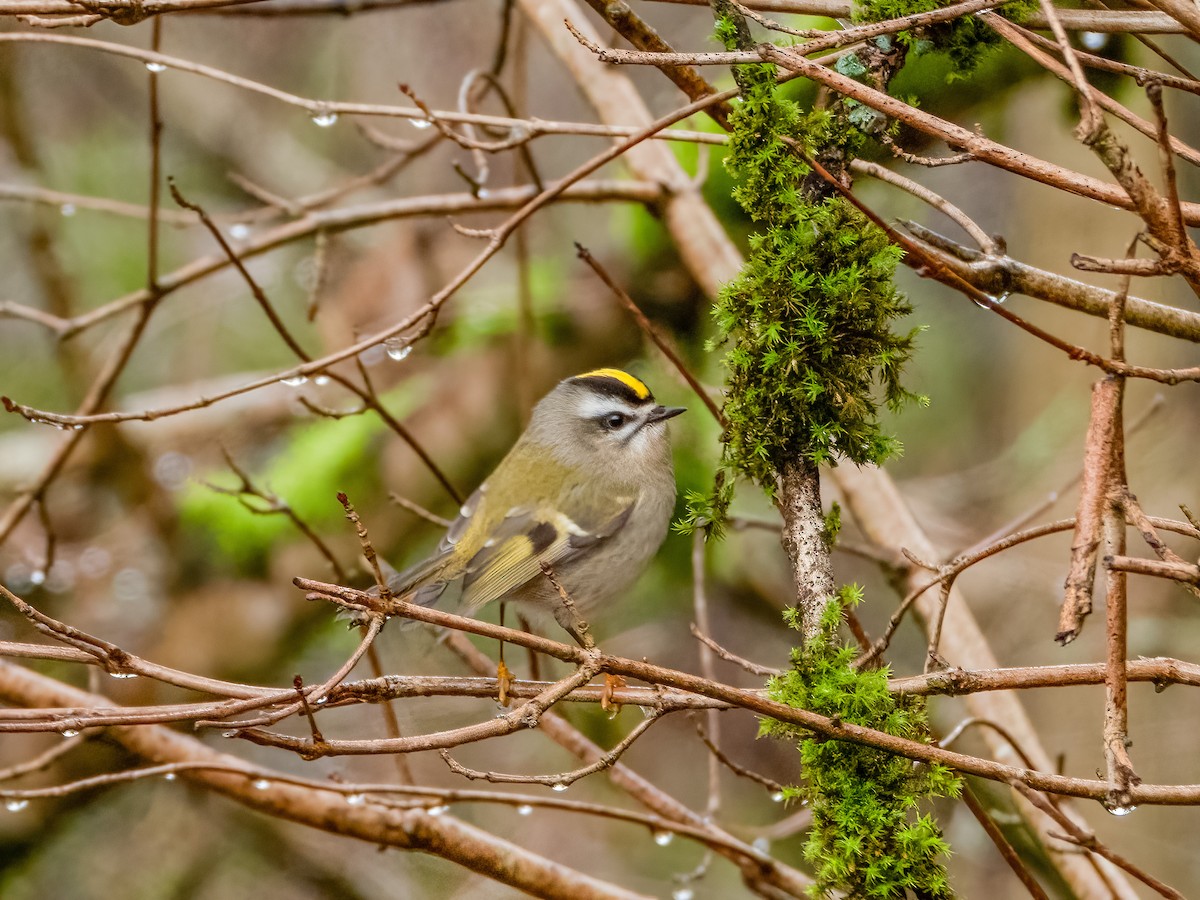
[550, 783, 568, 793]
[311, 111, 339, 128]
[652, 830, 674, 847]
[384, 339, 412, 362]
[516, 804, 533, 816]
[5, 800, 29, 812]
[145, 62, 167, 73]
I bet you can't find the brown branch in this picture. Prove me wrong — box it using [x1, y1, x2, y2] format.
[960, 785, 1050, 900]
[1058, 378, 1122, 644]
[690, 626, 781, 677]
[891, 658, 1200, 695]
[0, 662, 650, 900]
[1105, 556, 1200, 584]
[439, 631, 812, 898]
[298, 578, 1200, 804]
[439, 709, 662, 788]
[902, 224, 1200, 344]
[1012, 783, 1186, 899]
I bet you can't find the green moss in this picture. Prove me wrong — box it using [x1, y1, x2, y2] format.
[766, 588, 961, 898]
[711, 57, 922, 493]
[855, 0, 1035, 73]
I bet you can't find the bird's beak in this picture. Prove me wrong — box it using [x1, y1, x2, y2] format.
[646, 405, 686, 423]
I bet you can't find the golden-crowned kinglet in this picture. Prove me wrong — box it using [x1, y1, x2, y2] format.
[387, 368, 684, 644]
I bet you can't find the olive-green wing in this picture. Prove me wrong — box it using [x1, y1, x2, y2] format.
[457, 502, 635, 610]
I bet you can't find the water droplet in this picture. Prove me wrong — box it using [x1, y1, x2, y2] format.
[346, 793, 365, 806]
[427, 804, 449, 815]
[672, 889, 695, 900]
[223, 730, 238, 738]
[770, 790, 785, 803]
[973, 291, 1009, 309]
[1081, 31, 1108, 51]
[384, 340, 412, 362]
[29, 570, 46, 586]
[517, 804, 533, 816]
[313, 696, 328, 705]
[550, 783, 568, 793]
[5, 799, 28, 812]
[477, 188, 491, 199]
[752, 836, 771, 853]
[60, 203, 76, 217]
[108, 671, 138, 679]
[253, 779, 270, 791]
[652, 830, 674, 846]
[280, 375, 308, 387]
[311, 110, 339, 128]
[229, 223, 251, 241]
[1106, 802, 1136, 817]
[314, 375, 330, 386]
[72, 424, 84, 431]
[60, 729, 79, 738]
[163, 772, 177, 781]
[145, 61, 167, 73]
[409, 118, 432, 130]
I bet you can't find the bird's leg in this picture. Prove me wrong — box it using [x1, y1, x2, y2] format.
[496, 602, 514, 707]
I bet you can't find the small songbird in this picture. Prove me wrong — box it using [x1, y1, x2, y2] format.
[386, 368, 685, 645]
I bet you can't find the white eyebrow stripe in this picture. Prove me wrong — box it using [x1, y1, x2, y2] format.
[575, 393, 640, 420]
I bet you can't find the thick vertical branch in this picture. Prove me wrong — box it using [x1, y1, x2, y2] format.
[778, 460, 837, 642]
[1103, 497, 1138, 807]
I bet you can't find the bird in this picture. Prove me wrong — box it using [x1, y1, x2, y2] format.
[384, 368, 685, 649]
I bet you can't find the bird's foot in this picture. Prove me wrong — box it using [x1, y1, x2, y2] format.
[496, 659, 515, 707]
[600, 673, 627, 714]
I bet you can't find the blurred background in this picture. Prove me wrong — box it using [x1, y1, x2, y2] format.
[1, 2, 1199, 896]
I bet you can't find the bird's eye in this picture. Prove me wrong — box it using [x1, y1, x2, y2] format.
[603, 413, 627, 430]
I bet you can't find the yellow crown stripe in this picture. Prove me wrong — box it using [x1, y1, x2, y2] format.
[574, 368, 651, 400]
